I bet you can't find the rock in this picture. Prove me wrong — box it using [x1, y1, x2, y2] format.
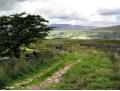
[56, 45, 64, 51]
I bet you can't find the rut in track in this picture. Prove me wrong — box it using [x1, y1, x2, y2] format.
[27, 60, 81, 90]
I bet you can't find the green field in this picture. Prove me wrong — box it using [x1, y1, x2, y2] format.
[46, 26, 120, 40]
[0, 39, 120, 90]
[46, 30, 91, 39]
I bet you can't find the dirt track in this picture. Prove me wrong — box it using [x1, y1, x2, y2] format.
[27, 60, 81, 90]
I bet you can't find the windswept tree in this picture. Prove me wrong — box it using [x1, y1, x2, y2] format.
[0, 12, 53, 58]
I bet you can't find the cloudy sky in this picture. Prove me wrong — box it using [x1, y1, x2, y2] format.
[0, 0, 120, 27]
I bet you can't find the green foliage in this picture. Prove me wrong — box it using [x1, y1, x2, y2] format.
[0, 12, 53, 58]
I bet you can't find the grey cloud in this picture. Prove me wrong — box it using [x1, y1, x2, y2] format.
[99, 9, 120, 16]
[35, 8, 88, 22]
[0, 0, 26, 11]
[41, 11, 87, 21]
[0, 0, 120, 27]
[53, 15, 87, 21]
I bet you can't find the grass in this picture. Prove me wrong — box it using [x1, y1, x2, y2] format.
[45, 47, 120, 90]
[0, 39, 120, 90]
[0, 50, 60, 89]
[6, 58, 61, 87]
[14, 51, 81, 89]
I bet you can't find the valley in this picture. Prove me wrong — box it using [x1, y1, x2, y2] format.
[47, 25, 120, 40]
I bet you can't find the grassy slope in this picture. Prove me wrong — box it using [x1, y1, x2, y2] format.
[1, 39, 120, 90]
[0, 39, 81, 89]
[19, 39, 120, 90]
[15, 51, 81, 89]
[45, 47, 120, 90]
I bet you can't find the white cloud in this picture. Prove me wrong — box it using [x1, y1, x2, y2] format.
[0, 0, 120, 27]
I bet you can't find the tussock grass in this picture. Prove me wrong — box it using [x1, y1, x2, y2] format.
[0, 51, 59, 89]
[0, 39, 120, 90]
[14, 51, 81, 89]
[45, 47, 120, 90]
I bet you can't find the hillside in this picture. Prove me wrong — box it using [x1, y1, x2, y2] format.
[47, 25, 120, 40]
[2, 39, 120, 90]
[50, 24, 95, 30]
[93, 25, 120, 31]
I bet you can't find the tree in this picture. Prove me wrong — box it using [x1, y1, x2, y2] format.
[0, 12, 53, 58]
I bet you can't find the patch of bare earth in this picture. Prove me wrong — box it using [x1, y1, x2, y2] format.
[27, 60, 81, 90]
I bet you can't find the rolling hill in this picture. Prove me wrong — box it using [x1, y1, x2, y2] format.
[47, 25, 120, 40]
[50, 24, 95, 30]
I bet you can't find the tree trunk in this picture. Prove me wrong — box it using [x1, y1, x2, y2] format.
[13, 46, 20, 58]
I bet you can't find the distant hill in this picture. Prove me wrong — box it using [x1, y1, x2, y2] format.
[47, 25, 120, 40]
[87, 25, 120, 32]
[97, 25, 120, 30]
[50, 24, 95, 30]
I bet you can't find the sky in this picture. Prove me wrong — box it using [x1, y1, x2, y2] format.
[0, 0, 120, 27]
